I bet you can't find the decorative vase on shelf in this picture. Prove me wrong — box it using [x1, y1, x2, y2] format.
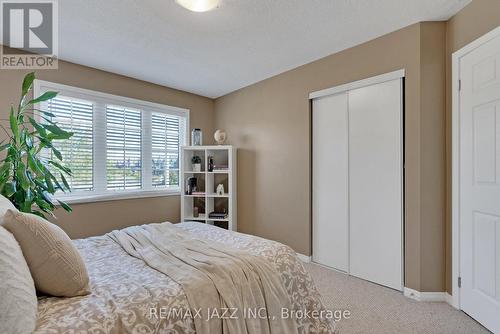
[191, 156, 202, 172]
[208, 156, 214, 172]
[191, 128, 202, 146]
[214, 129, 227, 145]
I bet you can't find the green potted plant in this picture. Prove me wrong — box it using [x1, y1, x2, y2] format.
[0, 72, 74, 218]
[191, 155, 202, 172]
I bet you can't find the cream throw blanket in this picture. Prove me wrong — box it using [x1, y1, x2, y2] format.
[108, 223, 298, 334]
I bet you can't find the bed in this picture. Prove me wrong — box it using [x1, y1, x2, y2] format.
[35, 222, 335, 333]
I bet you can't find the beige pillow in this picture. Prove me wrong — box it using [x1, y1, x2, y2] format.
[3, 210, 90, 297]
[0, 225, 38, 334]
[0, 194, 16, 221]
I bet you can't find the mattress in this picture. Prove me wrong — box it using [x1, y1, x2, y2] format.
[35, 222, 334, 333]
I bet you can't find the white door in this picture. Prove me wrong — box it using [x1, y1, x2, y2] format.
[312, 92, 349, 272]
[459, 32, 500, 334]
[348, 79, 403, 291]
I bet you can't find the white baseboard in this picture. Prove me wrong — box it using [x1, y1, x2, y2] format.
[296, 253, 311, 263]
[446, 293, 459, 309]
[403, 287, 447, 302]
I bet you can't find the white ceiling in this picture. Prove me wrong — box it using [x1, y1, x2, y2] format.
[56, 0, 471, 98]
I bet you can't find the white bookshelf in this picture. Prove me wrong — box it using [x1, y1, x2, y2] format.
[180, 145, 237, 231]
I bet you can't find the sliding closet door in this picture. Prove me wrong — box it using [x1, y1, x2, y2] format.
[312, 93, 349, 272]
[348, 79, 403, 290]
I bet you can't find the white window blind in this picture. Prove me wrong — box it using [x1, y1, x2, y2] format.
[35, 80, 189, 203]
[43, 96, 94, 192]
[151, 112, 181, 188]
[106, 106, 142, 190]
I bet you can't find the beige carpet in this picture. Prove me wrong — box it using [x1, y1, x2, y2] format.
[305, 263, 490, 334]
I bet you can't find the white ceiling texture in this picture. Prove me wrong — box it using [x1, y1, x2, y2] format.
[56, 0, 471, 98]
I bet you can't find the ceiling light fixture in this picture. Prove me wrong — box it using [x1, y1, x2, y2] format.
[175, 0, 220, 12]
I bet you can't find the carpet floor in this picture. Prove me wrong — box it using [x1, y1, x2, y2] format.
[305, 262, 490, 334]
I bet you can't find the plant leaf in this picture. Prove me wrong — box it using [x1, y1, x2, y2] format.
[51, 146, 62, 160]
[28, 117, 47, 137]
[34, 196, 54, 217]
[43, 124, 73, 140]
[3, 181, 16, 197]
[57, 200, 72, 212]
[43, 123, 65, 135]
[0, 143, 10, 152]
[37, 136, 52, 149]
[27, 154, 43, 175]
[49, 160, 72, 175]
[21, 72, 35, 98]
[0, 162, 12, 176]
[34, 179, 48, 191]
[10, 107, 19, 139]
[0, 172, 9, 188]
[45, 174, 54, 193]
[60, 173, 70, 190]
[48, 132, 73, 141]
[16, 162, 29, 190]
[29, 108, 56, 118]
[51, 175, 65, 193]
[25, 134, 33, 150]
[20, 199, 32, 213]
[40, 110, 56, 118]
[27, 91, 57, 106]
[39, 191, 54, 206]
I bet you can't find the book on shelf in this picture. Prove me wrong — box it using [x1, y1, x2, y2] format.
[212, 165, 229, 171]
[190, 192, 205, 196]
[208, 211, 228, 219]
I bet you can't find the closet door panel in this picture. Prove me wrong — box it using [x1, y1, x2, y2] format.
[312, 93, 349, 271]
[348, 79, 403, 290]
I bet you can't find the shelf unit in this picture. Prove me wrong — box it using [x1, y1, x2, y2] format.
[180, 145, 237, 231]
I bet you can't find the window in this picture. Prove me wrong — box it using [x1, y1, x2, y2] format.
[36, 80, 189, 203]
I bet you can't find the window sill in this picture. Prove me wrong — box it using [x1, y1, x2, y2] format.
[55, 189, 181, 205]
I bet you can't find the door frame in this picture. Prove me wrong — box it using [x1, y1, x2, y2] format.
[451, 26, 500, 310]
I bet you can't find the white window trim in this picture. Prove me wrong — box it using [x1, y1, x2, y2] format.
[33, 80, 190, 204]
[56, 189, 181, 205]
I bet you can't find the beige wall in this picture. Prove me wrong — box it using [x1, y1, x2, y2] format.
[444, 0, 500, 293]
[419, 22, 447, 292]
[215, 22, 448, 292]
[0, 57, 214, 238]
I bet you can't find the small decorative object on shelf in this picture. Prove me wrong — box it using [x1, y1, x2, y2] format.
[186, 177, 197, 195]
[191, 155, 202, 172]
[216, 184, 225, 196]
[214, 129, 227, 145]
[191, 128, 203, 146]
[208, 156, 214, 172]
[193, 206, 199, 218]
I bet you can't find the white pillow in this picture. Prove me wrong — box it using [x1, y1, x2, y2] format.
[0, 225, 38, 334]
